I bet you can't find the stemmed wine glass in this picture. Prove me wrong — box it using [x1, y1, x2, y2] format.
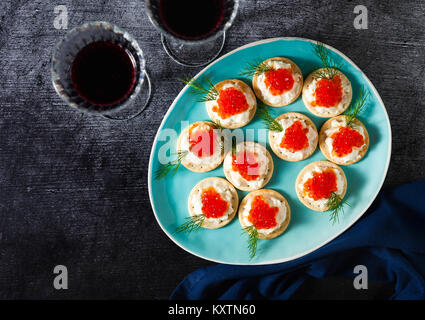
[145, 0, 239, 67]
[51, 21, 151, 120]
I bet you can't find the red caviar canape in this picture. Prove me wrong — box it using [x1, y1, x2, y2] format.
[302, 69, 352, 118]
[177, 121, 224, 173]
[302, 41, 352, 117]
[251, 57, 303, 107]
[185, 177, 239, 231]
[268, 112, 318, 162]
[238, 189, 291, 259]
[207, 79, 257, 129]
[296, 161, 348, 216]
[224, 141, 273, 191]
[183, 77, 256, 129]
[319, 115, 370, 165]
[296, 162, 349, 224]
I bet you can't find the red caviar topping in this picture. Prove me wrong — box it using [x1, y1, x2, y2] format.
[303, 169, 338, 201]
[264, 68, 294, 96]
[212, 87, 249, 119]
[312, 75, 342, 107]
[280, 120, 309, 152]
[232, 151, 260, 181]
[201, 186, 229, 219]
[188, 124, 217, 158]
[331, 126, 364, 157]
[248, 195, 279, 229]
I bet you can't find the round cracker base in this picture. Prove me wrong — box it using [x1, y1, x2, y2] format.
[207, 79, 257, 129]
[252, 57, 303, 107]
[177, 121, 225, 173]
[319, 115, 370, 165]
[268, 112, 318, 161]
[295, 160, 347, 212]
[238, 189, 291, 239]
[302, 69, 352, 118]
[187, 177, 239, 229]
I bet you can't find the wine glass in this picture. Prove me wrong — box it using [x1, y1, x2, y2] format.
[145, 0, 239, 67]
[51, 21, 151, 121]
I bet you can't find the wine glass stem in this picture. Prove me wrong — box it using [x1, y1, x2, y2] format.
[161, 32, 226, 67]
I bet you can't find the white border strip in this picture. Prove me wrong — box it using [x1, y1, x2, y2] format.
[147, 37, 392, 266]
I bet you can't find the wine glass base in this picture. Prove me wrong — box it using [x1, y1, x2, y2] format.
[101, 70, 152, 121]
[161, 32, 226, 67]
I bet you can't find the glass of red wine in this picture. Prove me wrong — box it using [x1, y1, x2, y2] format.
[51, 21, 151, 120]
[145, 0, 239, 67]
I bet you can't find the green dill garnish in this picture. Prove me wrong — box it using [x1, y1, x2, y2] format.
[220, 137, 225, 154]
[215, 134, 225, 155]
[180, 76, 219, 102]
[327, 192, 350, 224]
[211, 120, 225, 131]
[345, 86, 369, 126]
[175, 214, 206, 234]
[242, 225, 259, 259]
[239, 59, 274, 78]
[154, 150, 188, 180]
[231, 136, 237, 156]
[257, 104, 283, 132]
[208, 120, 226, 153]
[312, 41, 344, 80]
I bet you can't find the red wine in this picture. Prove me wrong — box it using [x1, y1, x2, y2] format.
[159, 0, 225, 40]
[71, 41, 137, 106]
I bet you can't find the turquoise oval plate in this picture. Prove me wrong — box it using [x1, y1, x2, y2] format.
[148, 38, 391, 265]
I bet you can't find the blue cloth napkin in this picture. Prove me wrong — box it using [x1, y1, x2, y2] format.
[170, 180, 425, 300]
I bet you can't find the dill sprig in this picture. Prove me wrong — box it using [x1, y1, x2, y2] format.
[208, 121, 227, 154]
[242, 225, 259, 259]
[180, 76, 219, 102]
[220, 136, 225, 154]
[205, 120, 226, 153]
[257, 104, 283, 132]
[231, 136, 237, 156]
[175, 214, 206, 234]
[345, 86, 369, 126]
[154, 150, 188, 180]
[211, 120, 225, 131]
[327, 192, 350, 224]
[312, 41, 344, 80]
[239, 59, 274, 78]
[213, 134, 226, 155]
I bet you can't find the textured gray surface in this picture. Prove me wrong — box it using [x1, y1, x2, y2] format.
[0, 0, 424, 299]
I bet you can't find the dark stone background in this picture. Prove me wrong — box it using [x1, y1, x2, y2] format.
[0, 0, 423, 299]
